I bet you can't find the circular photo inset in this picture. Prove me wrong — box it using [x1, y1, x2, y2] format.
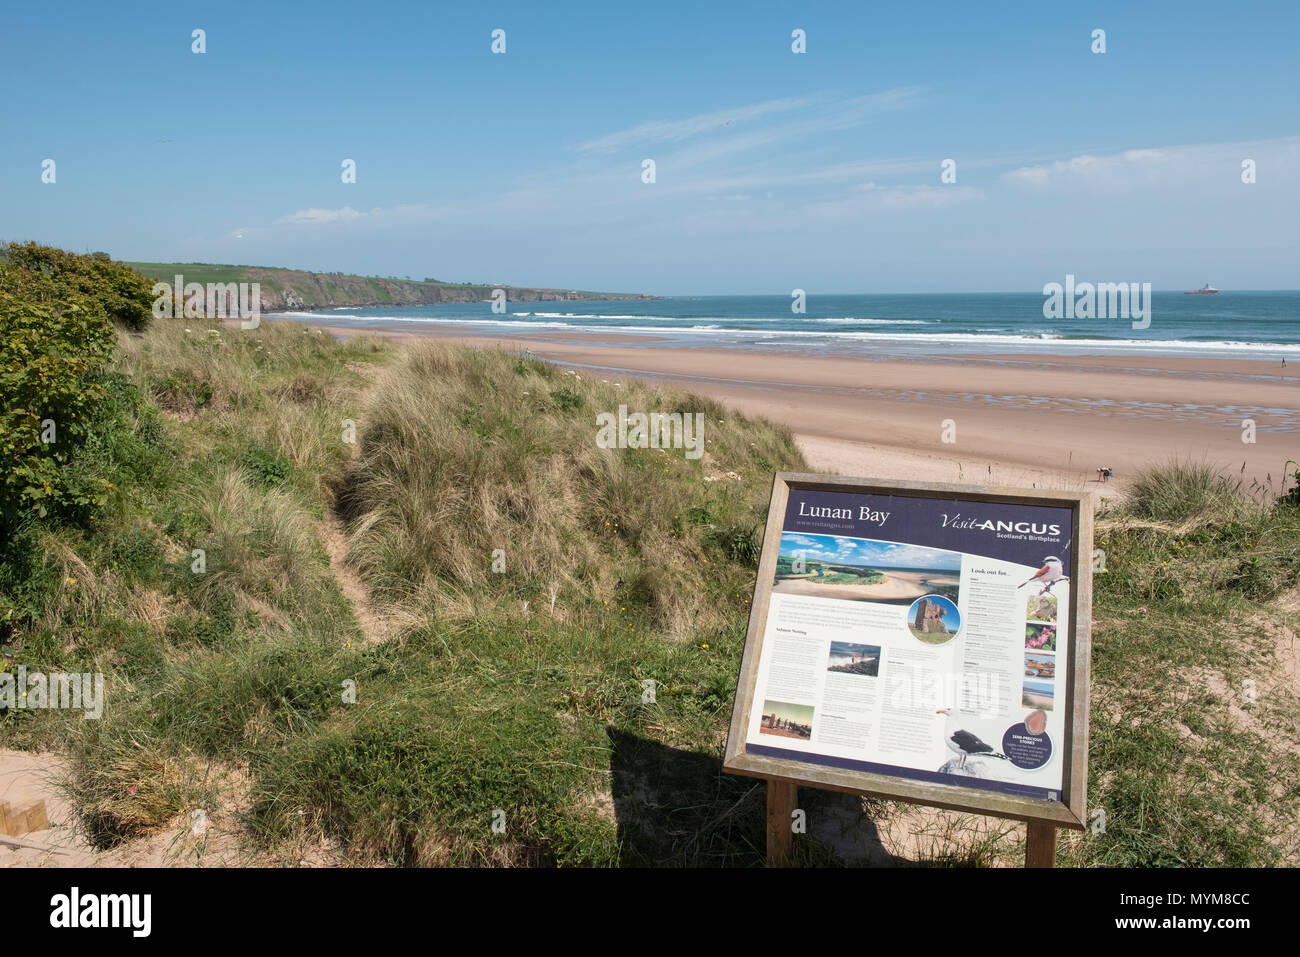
[906, 594, 961, 645]
[1002, 722, 1053, 771]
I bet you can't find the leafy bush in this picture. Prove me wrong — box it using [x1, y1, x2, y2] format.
[0, 525, 61, 641]
[549, 386, 582, 411]
[242, 446, 293, 487]
[0, 290, 116, 530]
[1, 242, 154, 331]
[59, 371, 171, 511]
[0, 244, 164, 534]
[148, 369, 213, 413]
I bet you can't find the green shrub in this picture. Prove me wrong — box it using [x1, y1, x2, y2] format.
[242, 446, 294, 488]
[1, 242, 154, 331]
[549, 386, 582, 411]
[0, 245, 163, 534]
[0, 526, 61, 642]
[0, 290, 116, 530]
[148, 369, 213, 413]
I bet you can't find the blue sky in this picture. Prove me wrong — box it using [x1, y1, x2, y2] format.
[781, 533, 961, 570]
[4, 1, 1298, 293]
[830, 642, 879, 656]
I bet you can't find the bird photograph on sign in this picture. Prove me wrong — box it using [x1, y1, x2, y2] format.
[1021, 556, 1070, 596]
[936, 707, 1013, 778]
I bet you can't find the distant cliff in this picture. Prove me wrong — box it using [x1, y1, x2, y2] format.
[125, 262, 655, 312]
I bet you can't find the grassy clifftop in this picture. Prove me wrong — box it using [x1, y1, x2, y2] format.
[126, 261, 654, 312]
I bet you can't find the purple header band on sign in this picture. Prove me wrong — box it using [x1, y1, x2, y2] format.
[784, 489, 1074, 568]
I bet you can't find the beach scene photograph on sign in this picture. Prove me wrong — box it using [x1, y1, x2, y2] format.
[774, 533, 962, 605]
[827, 642, 882, 677]
[1, 0, 1298, 882]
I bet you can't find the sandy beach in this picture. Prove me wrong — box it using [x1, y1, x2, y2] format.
[774, 569, 959, 604]
[285, 318, 1300, 495]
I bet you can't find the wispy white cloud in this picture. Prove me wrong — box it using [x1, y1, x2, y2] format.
[251, 90, 937, 237]
[635, 88, 926, 174]
[574, 96, 815, 153]
[1002, 135, 1300, 189]
[275, 206, 367, 225]
[575, 88, 924, 165]
[253, 116, 1297, 264]
[802, 183, 985, 221]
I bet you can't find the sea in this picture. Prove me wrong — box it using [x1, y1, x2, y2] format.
[275, 291, 1300, 360]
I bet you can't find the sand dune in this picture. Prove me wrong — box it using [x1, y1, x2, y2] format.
[291, 319, 1299, 492]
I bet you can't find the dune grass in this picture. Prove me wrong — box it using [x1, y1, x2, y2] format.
[1, 318, 807, 864]
[336, 341, 792, 635]
[1065, 462, 1300, 866]
[3, 316, 1298, 866]
[1124, 459, 1254, 526]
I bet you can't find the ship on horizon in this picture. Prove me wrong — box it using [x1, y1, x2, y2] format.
[1184, 283, 1219, 294]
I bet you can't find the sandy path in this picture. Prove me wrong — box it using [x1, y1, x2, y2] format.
[320, 511, 395, 645]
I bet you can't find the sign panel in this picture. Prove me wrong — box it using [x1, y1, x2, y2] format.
[724, 474, 1093, 829]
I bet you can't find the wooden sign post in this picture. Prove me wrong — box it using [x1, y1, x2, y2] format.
[725, 474, 1093, 867]
[765, 780, 798, 866]
[1025, 821, 1058, 868]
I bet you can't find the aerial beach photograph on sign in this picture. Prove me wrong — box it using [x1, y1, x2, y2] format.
[2, 0, 1299, 898]
[774, 533, 962, 605]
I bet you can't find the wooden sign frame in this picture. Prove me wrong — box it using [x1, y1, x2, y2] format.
[723, 473, 1094, 862]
